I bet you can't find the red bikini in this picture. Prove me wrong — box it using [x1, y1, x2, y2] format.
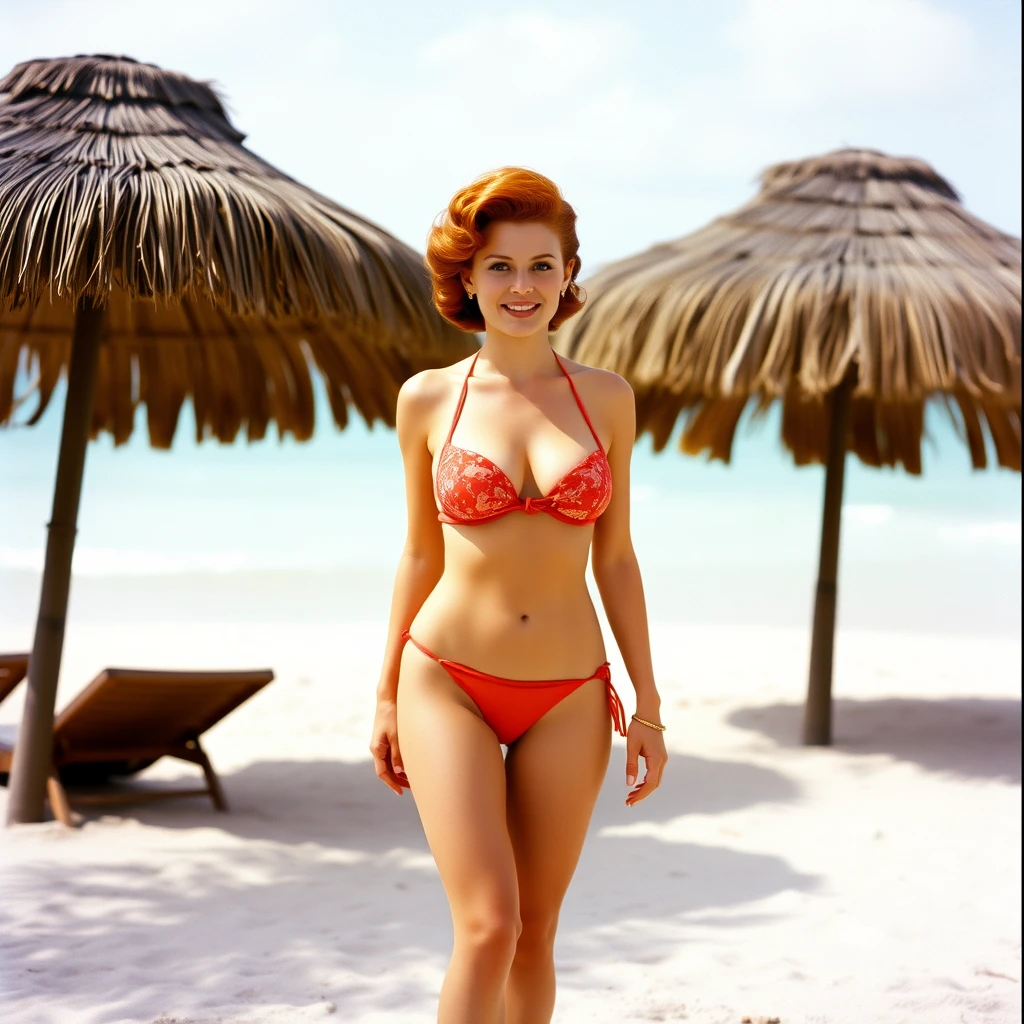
[403, 351, 627, 744]
[402, 631, 626, 744]
[435, 351, 613, 525]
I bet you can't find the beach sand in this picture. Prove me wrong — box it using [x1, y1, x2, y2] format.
[0, 618, 1020, 1024]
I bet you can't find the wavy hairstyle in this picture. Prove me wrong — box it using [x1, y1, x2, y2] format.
[425, 167, 585, 333]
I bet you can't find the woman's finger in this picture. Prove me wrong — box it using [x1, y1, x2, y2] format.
[390, 734, 407, 781]
[370, 736, 406, 795]
[626, 779, 654, 805]
[625, 735, 642, 788]
[626, 754, 666, 805]
[374, 759, 403, 795]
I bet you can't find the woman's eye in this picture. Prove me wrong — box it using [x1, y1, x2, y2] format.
[486, 262, 553, 272]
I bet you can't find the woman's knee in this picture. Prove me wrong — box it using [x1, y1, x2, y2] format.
[514, 908, 559, 962]
[455, 903, 522, 960]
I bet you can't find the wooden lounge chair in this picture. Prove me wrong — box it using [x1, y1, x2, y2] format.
[0, 653, 29, 704]
[0, 665, 273, 825]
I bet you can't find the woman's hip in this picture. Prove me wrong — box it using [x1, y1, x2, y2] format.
[410, 586, 605, 681]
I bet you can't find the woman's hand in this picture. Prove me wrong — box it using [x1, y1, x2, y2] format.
[369, 697, 410, 795]
[625, 718, 668, 806]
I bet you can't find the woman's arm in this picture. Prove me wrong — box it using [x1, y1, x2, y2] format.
[590, 372, 668, 805]
[591, 373, 658, 712]
[370, 370, 447, 793]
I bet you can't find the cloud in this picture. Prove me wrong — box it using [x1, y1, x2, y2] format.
[724, 0, 979, 107]
[404, 13, 674, 181]
[318, 11, 684, 257]
[421, 13, 622, 86]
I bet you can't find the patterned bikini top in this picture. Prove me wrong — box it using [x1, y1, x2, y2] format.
[435, 351, 613, 526]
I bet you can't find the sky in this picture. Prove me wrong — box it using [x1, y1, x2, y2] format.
[1, 0, 1020, 271]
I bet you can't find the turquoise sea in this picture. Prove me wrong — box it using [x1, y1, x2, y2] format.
[1, 379, 1020, 637]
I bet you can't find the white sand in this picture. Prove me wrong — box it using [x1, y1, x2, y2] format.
[0, 619, 1020, 1024]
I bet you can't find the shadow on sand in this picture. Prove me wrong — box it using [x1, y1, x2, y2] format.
[2, 749, 816, 1021]
[728, 696, 1022, 782]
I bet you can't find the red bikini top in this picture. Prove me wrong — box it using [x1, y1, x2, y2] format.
[435, 351, 613, 526]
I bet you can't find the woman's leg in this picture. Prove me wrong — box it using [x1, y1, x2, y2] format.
[397, 645, 520, 1024]
[503, 677, 612, 1024]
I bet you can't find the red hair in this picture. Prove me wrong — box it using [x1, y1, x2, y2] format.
[425, 167, 584, 333]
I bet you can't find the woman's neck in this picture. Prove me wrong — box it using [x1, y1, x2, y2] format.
[476, 330, 559, 387]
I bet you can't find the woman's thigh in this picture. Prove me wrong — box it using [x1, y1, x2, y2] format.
[504, 677, 612, 923]
[396, 645, 518, 923]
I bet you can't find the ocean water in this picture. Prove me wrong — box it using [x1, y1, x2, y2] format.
[1, 380, 1020, 636]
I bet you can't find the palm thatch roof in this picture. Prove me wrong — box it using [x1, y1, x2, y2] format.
[559, 148, 1021, 472]
[0, 55, 473, 445]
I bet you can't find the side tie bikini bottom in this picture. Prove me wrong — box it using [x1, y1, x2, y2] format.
[402, 631, 627, 745]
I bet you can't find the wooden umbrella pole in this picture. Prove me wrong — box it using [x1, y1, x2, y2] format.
[803, 370, 855, 746]
[6, 300, 104, 825]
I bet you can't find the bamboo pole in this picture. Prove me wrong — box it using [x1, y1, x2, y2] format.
[803, 371, 855, 746]
[6, 300, 104, 825]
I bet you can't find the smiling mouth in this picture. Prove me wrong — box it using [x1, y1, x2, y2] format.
[502, 303, 541, 318]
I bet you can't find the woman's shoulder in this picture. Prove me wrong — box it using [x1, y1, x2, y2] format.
[560, 357, 634, 405]
[398, 354, 476, 409]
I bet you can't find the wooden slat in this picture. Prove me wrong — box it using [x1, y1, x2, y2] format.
[69, 787, 209, 805]
[0, 652, 30, 704]
[53, 744, 193, 763]
[54, 667, 274, 752]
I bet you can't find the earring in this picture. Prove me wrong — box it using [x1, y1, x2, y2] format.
[467, 291, 475, 301]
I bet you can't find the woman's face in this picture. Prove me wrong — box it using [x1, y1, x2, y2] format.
[463, 220, 573, 336]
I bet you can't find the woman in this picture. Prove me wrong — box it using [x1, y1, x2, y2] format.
[370, 167, 667, 1023]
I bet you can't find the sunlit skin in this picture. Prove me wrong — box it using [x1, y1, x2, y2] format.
[370, 220, 667, 1024]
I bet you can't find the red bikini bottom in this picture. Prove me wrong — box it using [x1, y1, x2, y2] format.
[402, 631, 627, 745]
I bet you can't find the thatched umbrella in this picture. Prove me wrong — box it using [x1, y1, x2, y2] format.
[0, 55, 473, 824]
[558, 148, 1021, 745]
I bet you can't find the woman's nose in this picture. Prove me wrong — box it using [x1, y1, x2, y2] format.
[509, 273, 533, 294]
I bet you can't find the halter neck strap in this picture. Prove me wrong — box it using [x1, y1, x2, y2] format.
[443, 349, 603, 453]
[444, 351, 481, 447]
[553, 353, 604, 453]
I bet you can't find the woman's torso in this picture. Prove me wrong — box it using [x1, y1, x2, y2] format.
[410, 353, 611, 679]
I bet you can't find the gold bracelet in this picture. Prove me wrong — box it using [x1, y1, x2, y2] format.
[631, 714, 666, 732]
